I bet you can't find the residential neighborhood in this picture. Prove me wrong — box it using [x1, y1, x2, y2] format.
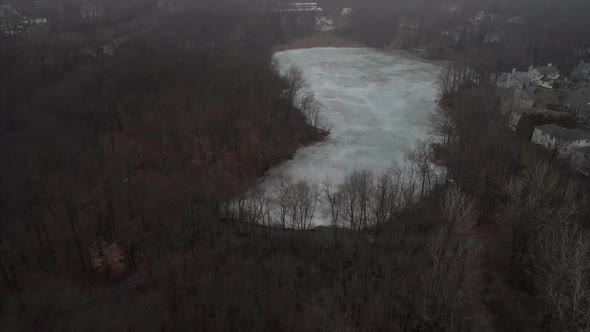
[492, 60, 590, 177]
[531, 124, 590, 173]
[0, 3, 47, 34]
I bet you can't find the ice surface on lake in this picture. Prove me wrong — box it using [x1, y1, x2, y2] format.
[261, 47, 443, 224]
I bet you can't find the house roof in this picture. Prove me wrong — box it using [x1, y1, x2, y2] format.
[275, 2, 322, 12]
[535, 124, 590, 141]
[535, 65, 560, 77]
[497, 71, 530, 88]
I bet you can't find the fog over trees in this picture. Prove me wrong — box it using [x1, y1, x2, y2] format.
[1, 0, 590, 331]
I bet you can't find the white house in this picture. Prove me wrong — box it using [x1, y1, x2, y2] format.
[275, 2, 323, 13]
[315, 16, 334, 32]
[529, 64, 560, 89]
[531, 124, 590, 157]
[341, 8, 352, 16]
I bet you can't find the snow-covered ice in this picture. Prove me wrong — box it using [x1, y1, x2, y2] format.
[260, 47, 443, 224]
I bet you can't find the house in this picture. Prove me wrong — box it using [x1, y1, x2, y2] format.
[80, 3, 105, 21]
[571, 147, 590, 176]
[441, 4, 462, 14]
[510, 89, 536, 130]
[566, 88, 590, 123]
[275, 3, 322, 35]
[0, 4, 20, 33]
[572, 61, 590, 81]
[498, 85, 536, 130]
[337, 7, 352, 27]
[531, 124, 590, 157]
[21, 18, 47, 25]
[529, 64, 560, 89]
[496, 68, 530, 89]
[274, 2, 323, 13]
[341, 8, 352, 16]
[514, 88, 535, 109]
[315, 16, 334, 32]
[498, 87, 515, 113]
[498, 85, 535, 113]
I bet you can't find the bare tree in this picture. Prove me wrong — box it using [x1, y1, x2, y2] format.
[440, 185, 479, 233]
[423, 185, 480, 330]
[339, 170, 373, 232]
[323, 178, 342, 242]
[283, 66, 306, 108]
[437, 62, 481, 99]
[274, 175, 292, 230]
[429, 108, 455, 147]
[368, 172, 393, 238]
[223, 188, 270, 228]
[406, 140, 435, 199]
[534, 224, 590, 331]
[504, 163, 584, 264]
[299, 91, 322, 128]
[286, 180, 320, 230]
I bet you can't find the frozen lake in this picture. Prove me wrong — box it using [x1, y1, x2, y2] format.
[260, 47, 443, 224]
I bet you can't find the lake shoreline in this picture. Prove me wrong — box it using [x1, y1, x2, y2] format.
[261, 48, 443, 226]
[272, 33, 365, 53]
[273, 34, 450, 63]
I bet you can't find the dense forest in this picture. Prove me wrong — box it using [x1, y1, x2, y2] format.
[1, 0, 590, 331]
[0, 2, 330, 329]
